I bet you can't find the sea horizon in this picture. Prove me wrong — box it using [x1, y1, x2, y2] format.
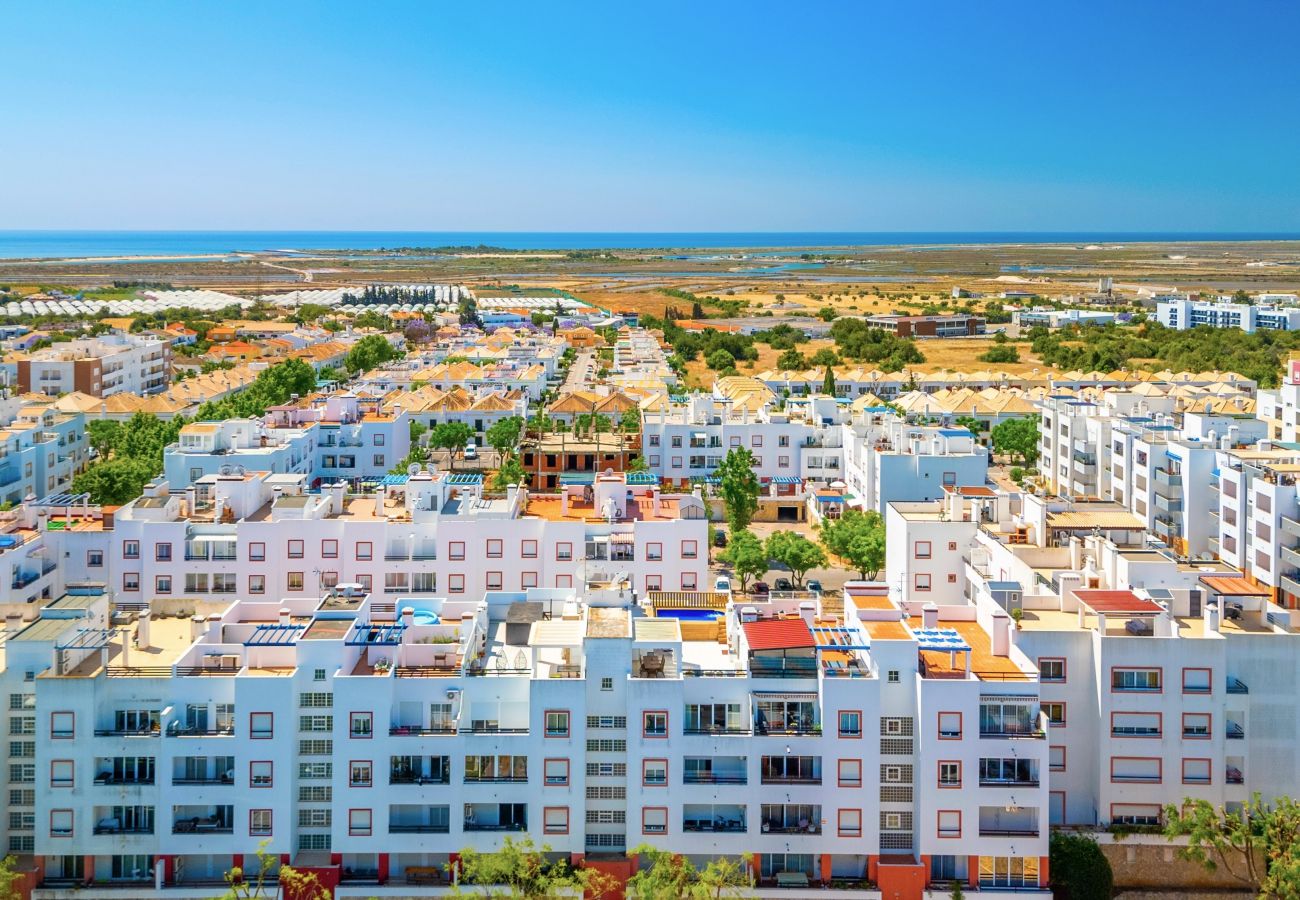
[1, 229, 1300, 260]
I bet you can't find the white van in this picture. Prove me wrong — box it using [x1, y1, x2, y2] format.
[714, 575, 732, 593]
[464, 443, 478, 460]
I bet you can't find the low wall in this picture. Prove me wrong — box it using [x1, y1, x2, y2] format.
[1093, 832, 1261, 894]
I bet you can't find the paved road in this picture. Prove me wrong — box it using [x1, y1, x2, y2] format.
[562, 350, 597, 393]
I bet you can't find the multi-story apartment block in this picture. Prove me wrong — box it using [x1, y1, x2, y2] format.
[841, 410, 988, 514]
[164, 396, 410, 490]
[0, 546, 1051, 899]
[640, 394, 842, 488]
[888, 485, 1300, 840]
[1157, 296, 1300, 332]
[0, 404, 89, 504]
[13, 335, 172, 398]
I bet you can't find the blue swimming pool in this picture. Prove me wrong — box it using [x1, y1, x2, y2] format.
[655, 609, 722, 622]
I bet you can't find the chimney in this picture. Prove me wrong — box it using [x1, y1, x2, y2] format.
[740, 606, 759, 623]
[401, 607, 415, 628]
[990, 609, 1012, 656]
[136, 609, 152, 650]
[185, 486, 197, 515]
[1205, 602, 1221, 634]
[798, 601, 816, 628]
[922, 603, 939, 629]
[1069, 536, 1082, 571]
[5, 613, 22, 633]
[190, 613, 207, 640]
[279, 608, 291, 626]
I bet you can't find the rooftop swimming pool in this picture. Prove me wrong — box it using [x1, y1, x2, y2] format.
[654, 609, 723, 622]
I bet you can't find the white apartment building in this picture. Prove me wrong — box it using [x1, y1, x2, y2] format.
[885, 486, 1300, 838]
[0, 404, 89, 505]
[1, 554, 1052, 899]
[1037, 392, 1178, 499]
[641, 395, 843, 488]
[841, 410, 988, 514]
[14, 334, 172, 398]
[1156, 297, 1300, 332]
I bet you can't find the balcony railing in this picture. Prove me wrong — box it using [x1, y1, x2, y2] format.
[682, 726, 751, 736]
[979, 778, 1040, 787]
[761, 824, 822, 835]
[389, 774, 450, 786]
[389, 725, 457, 736]
[93, 825, 154, 835]
[760, 776, 822, 785]
[1227, 723, 1245, 739]
[978, 827, 1040, 837]
[683, 821, 746, 833]
[172, 777, 233, 786]
[683, 773, 747, 785]
[172, 825, 233, 834]
[1111, 726, 1161, 737]
[1227, 677, 1249, 694]
[464, 776, 527, 784]
[463, 822, 526, 832]
[389, 823, 450, 834]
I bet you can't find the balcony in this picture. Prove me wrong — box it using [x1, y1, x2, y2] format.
[684, 772, 747, 785]
[1111, 725, 1161, 737]
[684, 804, 746, 833]
[1283, 571, 1300, 599]
[1282, 516, 1300, 540]
[1154, 468, 1183, 491]
[1283, 545, 1300, 569]
[683, 726, 752, 736]
[93, 824, 154, 835]
[389, 823, 450, 834]
[978, 807, 1039, 837]
[389, 725, 457, 736]
[749, 658, 818, 680]
[1227, 677, 1249, 694]
[1227, 722, 1245, 740]
[979, 777, 1039, 787]
[1226, 766, 1245, 785]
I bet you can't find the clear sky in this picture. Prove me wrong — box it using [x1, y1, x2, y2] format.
[4, 1, 1298, 231]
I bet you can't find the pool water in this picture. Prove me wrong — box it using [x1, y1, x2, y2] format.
[655, 609, 722, 621]
[410, 610, 439, 626]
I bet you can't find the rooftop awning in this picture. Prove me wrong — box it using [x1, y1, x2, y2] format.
[189, 534, 237, 543]
[771, 475, 802, 485]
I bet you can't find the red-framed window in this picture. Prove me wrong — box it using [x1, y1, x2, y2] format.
[544, 710, 570, 738]
[521, 571, 538, 589]
[249, 760, 273, 787]
[1039, 657, 1067, 683]
[122, 572, 140, 592]
[1110, 711, 1162, 738]
[1044, 702, 1066, 726]
[938, 760, 961, 788]
[449, 541, 466, 560]
[249, 574, 266, 594]
[642, 807, 668, 834]
[937, 711, 961, 739]
[521, 540, 538, 558]
[486, 539, 503, 558]
[914, 540, 932, 559]
[1182, 758, 1212, 785]
[155, 542, 172, 562]
[350, 712, 373, 739]
[50, 760, 74, 788]
[937, 810, 961, 839]
[1049, 745, 1066, 772]
[50, 711, 74, 739]
[348, 808, 372, 836]
[249, 809, 272, 836]
[49, 809, 73, 838]
[643, 710, 668, 738]
[556, 542, 573, 561]
[543, 758, 570, 786]
[249, 712, 274, 739]
[914, 573, 931, 591]
[681, 540, 698, 559]
[249, 542, 266, 561]
[123, 540, 140, 560]
[286, 572, 304, 592]
[1110, 756, 1162, 784]
[647, 542, 663, 561]
[287, 539, 304, 559]
[837, 710, 862, 738]
[349, 760, 373, 787]
[837, 759, 862, 788]
[448, 574, 465, 593]
[486, 571, 503, 591]
[543, 806, 569, 834]
[1182, 667, 1212, 694]
[1182, 712, 1212, 739]
[321, 539, 338, 559]
[837, 808, 862, 837]
[355, 541, 372, 561]
[155, 575, 172, 594]
[1111, 667, 1162, 693]
[642, 759, 667, 786]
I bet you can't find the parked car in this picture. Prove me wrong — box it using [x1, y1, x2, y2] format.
[464, 443, 478, 460]
[774, 577, 794, 592]
[806, 579, 823, 595]
[714, 575, 732, 593]
[751, 581, 770, 596]
[713, 529, 728, 548]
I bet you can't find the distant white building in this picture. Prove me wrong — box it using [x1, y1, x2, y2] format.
[1157, 297, 1300, 332]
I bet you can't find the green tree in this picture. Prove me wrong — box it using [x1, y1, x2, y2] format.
[978, 344, 1020, 363]
[449, 836, 610, 899]
[809, 347, 840, 367]
[86, 419, 122, 457]
[765, 531, 827, 588]
[0, 854, 24, 900]
[1049, 832, 1113, 900]
[706, 348, 736, 371]
[343, 333, 402, 374]
[818, 508, 886, 580]
[213, 841, 330, 900]
[627, 845, 754, 900]
[492, 456, 528, 491]
[822, 365, 836, 395]
[716, 447, 760, 532]
[619, 407, 642, 434]
[1163, 794, 1300, 898]
[991, 415, 1040, 465]
[817, 306, 838, 322]
[431, 422, 474, 469]
[485, 416, 525, 460]
[777, 348, 808, 370]
[719, 530, 769, 592]
[409, 420, 428, 446]
[316, 365, 345, 384]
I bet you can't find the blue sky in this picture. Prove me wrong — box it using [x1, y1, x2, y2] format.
[3, 1, 1298, 231]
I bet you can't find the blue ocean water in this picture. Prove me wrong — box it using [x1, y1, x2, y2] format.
[0, 230, 1297, 260]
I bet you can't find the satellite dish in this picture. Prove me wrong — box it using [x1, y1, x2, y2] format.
[407, 463, 421, 476]
[218, 465, 233, 476]
[234, 465, 246, 476]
